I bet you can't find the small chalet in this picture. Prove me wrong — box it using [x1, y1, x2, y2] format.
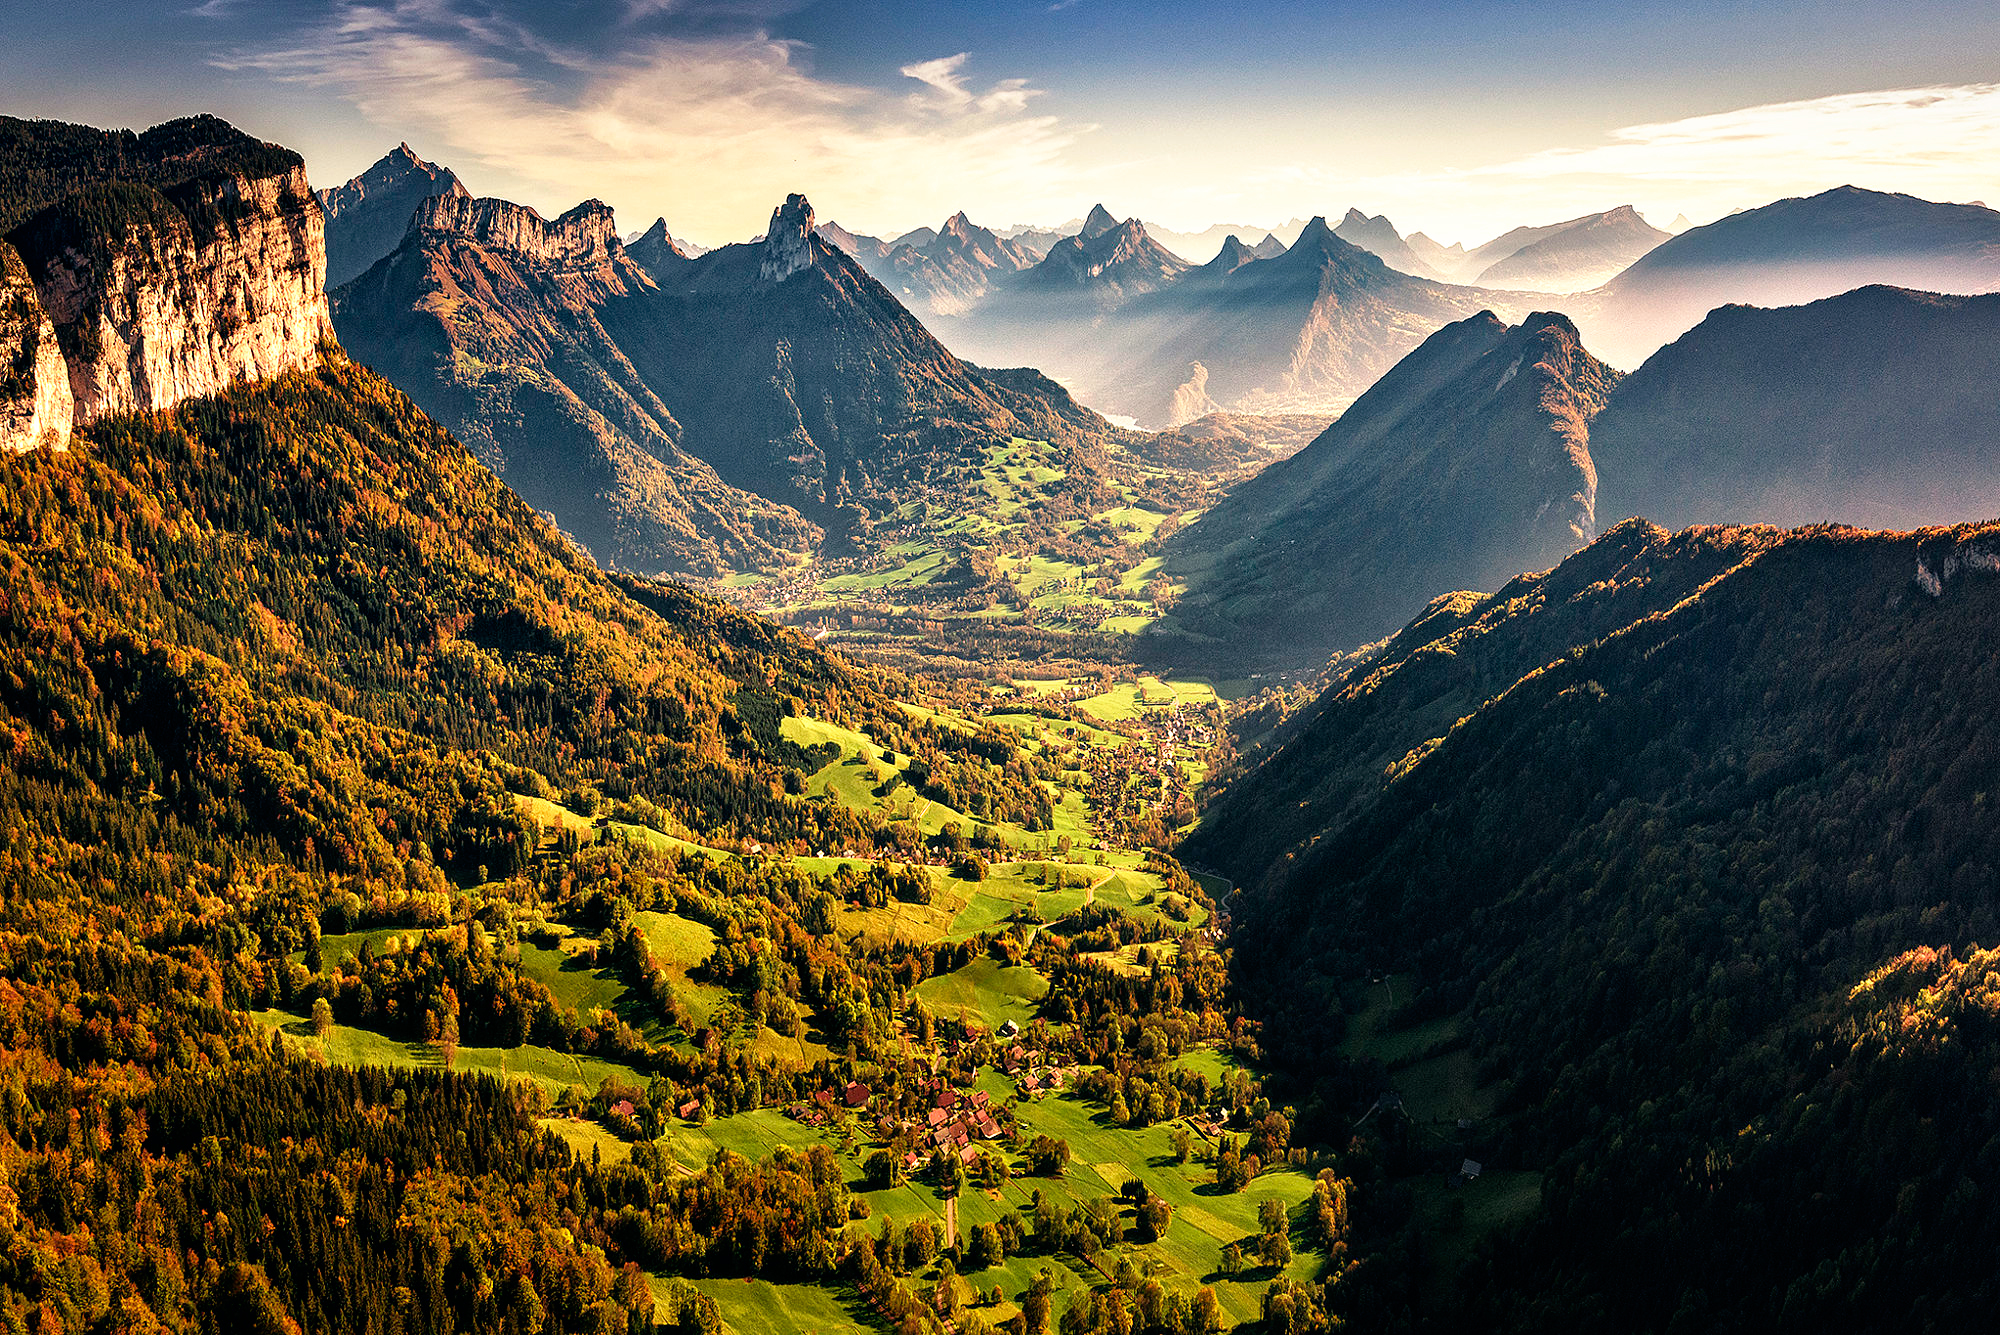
[609, 1099, 636, 1120]
[678, 1099, 700, 1120]
[844, 1081, 870, 1108]
[927, 1108, 949, 1128]
[958, 1143, 980, 1165]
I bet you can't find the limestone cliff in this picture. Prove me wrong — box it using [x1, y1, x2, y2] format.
[0, 242, 72, 452]
[759, 194, 820, 283]
[2, 116, 334, 441]
[411, 194, 622, 269]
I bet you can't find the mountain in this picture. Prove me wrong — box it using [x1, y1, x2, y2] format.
[1473, 204, 1668, 291]
[316, 142, 465, 287]
[1334, 208, 1444, 278]
[1586, 185, 2000, 364]
[1250, 232, 1288, 259]
[1405, 229, 1465, 272]
[1666, 211, 1694, 233]
[627, 215, 698, 273]
[1163, 280, 2000, 668]
[816, 218, 892, 262]
[331, 192, 816, 576]
[1590, 285, 2000, 530]
[1020, 211, 1192, 301]
[1454, 217, 1584, 278]
[1078, 203, 1120, 239]
[1191, 515, 2000, 1328]
[0, 112, 329, 452]
[616, 194, 1123, 520]
[826, 210, 1039, 316]
[336, 188, 1129, 570]
[1157, 310, 1616, 665]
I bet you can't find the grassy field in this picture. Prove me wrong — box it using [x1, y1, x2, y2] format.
[512, 792, 596, 840]
[685, 1278, 876, 1335]
[518, 938, 629, 1015]
[912, 955, 1049, 1030]
[252, 1009, 649, 1096]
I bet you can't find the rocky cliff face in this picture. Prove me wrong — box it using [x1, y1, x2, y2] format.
[0, 242, 73, 452]
[4, 136, 332, 442]
[412, 194, 622, 269]
[760, 195, 819, 283]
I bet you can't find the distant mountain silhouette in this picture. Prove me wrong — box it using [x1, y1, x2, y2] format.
[1475, 205, 1668, 291]
[1334, 208, 1445, 278]
[1586, 186, 2000, 364]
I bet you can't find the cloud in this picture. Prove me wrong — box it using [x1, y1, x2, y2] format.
[1480, 84, 2000, 188]
[1213, 83, 2000, 242]
[219, 1, 1082, 243]
[899, 52, 1038, 115]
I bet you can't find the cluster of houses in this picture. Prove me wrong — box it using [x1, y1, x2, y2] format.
[898, 1083, 1005, 1171]
[1000, 1038, 1075, 1099]
[786, 1078, 877, 1129]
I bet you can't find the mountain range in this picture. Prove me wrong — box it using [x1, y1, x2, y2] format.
[330, 180, 1134, 575]
[1582, 185, 2000, 364]
[1157, 282, 2000, 669]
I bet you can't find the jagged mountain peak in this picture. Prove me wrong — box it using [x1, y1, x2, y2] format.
[1081, 203, 1120, 239]
[761, 193, 820, 282]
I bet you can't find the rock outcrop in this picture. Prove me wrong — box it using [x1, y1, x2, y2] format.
[2, 116, 335, 445]
[759, 194, 819, 283]
[0, 242, 73, 452]
[411, 194, 621, 270]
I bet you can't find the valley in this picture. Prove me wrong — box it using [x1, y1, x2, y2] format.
[3, 29, 2000, 1331]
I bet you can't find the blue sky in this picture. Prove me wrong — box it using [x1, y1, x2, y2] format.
[4, 1, 1998, 246]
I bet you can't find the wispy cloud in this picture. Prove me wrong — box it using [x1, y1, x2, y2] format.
[221, 0, 1082, 243]
[1217, 83, 2000, 241]
[1482, 84, 2000, 188]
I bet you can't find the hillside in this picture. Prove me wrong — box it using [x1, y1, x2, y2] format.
[0, 345, 1026, 1332]
[1586, 185, 2000, 365]
[1156, 311, 1618, 667]
[331, 191, 817, 576]
[1590, 285, 2000, 530]
[1193, 518, 2000, 1328]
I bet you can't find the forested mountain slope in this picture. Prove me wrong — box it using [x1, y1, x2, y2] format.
[1192, 518, 2000, 1329]
[0, 350, 1051, 1331]
[1158, 311, 1618, 665]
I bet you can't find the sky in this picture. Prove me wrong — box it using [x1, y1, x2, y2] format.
[3, 0, 1998, 249]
